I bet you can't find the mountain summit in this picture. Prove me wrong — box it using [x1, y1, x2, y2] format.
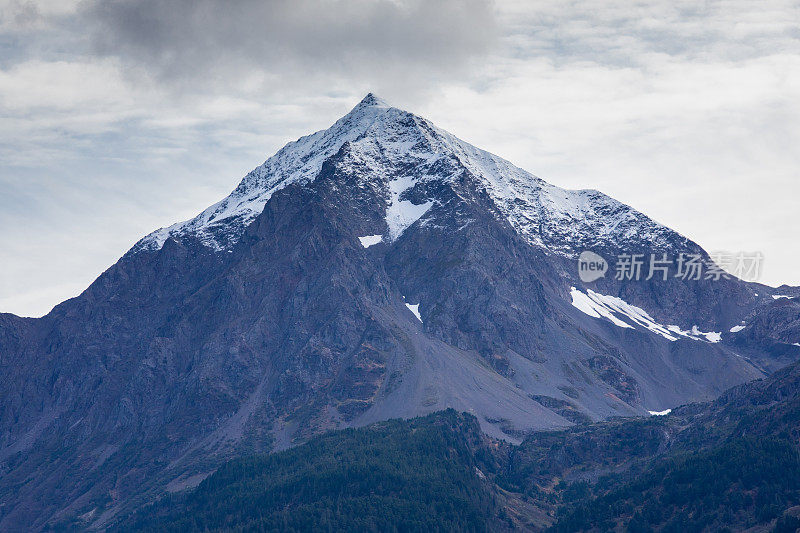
[135, 94, 683, 257]
[0, 95, 797, 530]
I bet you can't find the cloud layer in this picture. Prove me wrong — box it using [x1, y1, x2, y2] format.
[85, 0, 497, 93]
[1, 0, 798, 316]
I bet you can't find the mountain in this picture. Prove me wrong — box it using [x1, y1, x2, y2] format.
[0, 94, 797, 530]
[116, 360, 800, 532]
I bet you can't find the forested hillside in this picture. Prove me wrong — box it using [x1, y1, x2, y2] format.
[116, 410, 509, 532]
[112, 362, 800, 532]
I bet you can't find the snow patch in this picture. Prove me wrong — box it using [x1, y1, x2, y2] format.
[665, 325, 721, 343]
[729, 325, 746, 333]
[648, 409, 672, 416]
[773, 295, 790, 299]
[570, 287, 721, 343]
[385, 176, 433, 241]
[405, 302, 423, 323]
[569, 288, 632, 329]
[358, 235, 382, 248]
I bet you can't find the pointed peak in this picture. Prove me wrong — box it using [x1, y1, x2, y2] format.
[337, 93, 394, 126]
[358, 92, 389, 108]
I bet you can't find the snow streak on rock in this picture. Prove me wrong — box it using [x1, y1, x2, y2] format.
[570, 287, 721, 343]
[385, 176, 433, 241]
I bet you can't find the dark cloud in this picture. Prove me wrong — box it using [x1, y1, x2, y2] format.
[82, 0, 498, 87]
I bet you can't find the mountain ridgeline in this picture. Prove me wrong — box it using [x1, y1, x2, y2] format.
[0, 94, 797, 530]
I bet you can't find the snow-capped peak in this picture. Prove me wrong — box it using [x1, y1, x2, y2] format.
[355, 92, 390, 109]
[132, 94, 686, 257]
[134, 94, 394, 251]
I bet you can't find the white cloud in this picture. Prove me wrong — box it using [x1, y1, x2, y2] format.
[0, 60, 134, 111]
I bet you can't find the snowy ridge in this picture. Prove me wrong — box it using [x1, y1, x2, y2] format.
[570, 287, 721, 343]
[426, 125, 686, 255]
[134, 94, 396, 251]
[132, 94, 688, 257]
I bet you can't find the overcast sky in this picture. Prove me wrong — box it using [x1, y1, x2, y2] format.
[1, 0, 798, 317]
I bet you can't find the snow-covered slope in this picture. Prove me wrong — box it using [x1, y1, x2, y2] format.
[133, 94, 687, 257]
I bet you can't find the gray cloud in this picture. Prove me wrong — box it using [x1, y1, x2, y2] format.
[82, 0, 498, 89]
